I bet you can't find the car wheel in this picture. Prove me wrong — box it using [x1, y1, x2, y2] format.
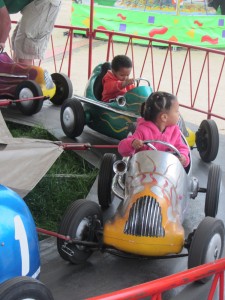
[188, 217, 224, 283]
[60, 98, 85, 138]
[57, 200, 84, 262]
[196, 119, 219, 162]
[15, 80, 44, 116]
[57, 199, 102, 264]
[98, 153, 116, 209]
[0, 276, 54, 300]
[50, 73, 73, 105]
[205, 165, 221, 217]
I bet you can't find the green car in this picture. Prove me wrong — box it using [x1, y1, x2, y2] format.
[60, 63, 153, 140]
[60, 63, 219, 163]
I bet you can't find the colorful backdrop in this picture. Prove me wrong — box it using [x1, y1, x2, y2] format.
[71, 0, 225, 48]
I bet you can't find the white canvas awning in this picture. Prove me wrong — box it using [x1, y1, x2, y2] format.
[0, 111, 63, 197]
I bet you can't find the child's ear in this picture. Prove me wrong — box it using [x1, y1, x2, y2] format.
[160, 113, 168, 123]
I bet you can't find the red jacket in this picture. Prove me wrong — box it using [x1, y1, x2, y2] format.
[102, 70, 135, 102]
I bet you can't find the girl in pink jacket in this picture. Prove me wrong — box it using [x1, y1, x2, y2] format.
[118, 91, 190, 167]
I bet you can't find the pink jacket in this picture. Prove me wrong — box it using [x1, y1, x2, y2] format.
[118, 118, 190, 167]
[102, 70, 135, 102]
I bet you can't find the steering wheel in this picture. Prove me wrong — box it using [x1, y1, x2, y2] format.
[135, 78, 151, 87]
[143, 140, 181, 158]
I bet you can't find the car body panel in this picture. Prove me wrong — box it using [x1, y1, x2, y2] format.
[186, 128, 196, 147]
[83, 99, 139, 140]
[0, 185, 40, 283]
[103, 151, 191, 256]
[0, 52, 56, 99]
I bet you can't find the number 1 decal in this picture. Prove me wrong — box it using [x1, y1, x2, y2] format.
[14, 215, 30, 275]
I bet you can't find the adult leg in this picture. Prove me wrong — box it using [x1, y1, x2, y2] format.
[219, 0, 225, 14]
[12, 0, 61, 65]
[208, 0, 220, 10]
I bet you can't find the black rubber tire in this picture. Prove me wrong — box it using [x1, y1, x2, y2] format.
[57, 199, 86, 261]
[15, 80, 44, 115]
[196, 119, 219, 162]
[57, 199, 102, 264]
[98, 153, 116, 209]
[205, 164, 221, 217]
[50, 73, 73, 105]
[60, 98, 85, 138]
[0, 276, 54, 300]
[188, 217, 224, 283]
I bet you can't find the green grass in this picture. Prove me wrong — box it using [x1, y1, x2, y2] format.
[6, 121, 97, 232]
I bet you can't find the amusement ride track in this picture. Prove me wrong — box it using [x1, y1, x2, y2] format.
[1, 102, 225, 300]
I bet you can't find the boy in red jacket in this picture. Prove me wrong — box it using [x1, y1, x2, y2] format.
[102, 55, 135, 102]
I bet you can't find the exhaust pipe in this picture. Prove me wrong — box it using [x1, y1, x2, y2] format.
[113, 160, 128, 176]
[109, 95, 126, 107]
[116, 95, 126, 107]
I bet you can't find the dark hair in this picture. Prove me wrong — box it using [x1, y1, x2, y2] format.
[111, 55, 132, 72]
[144, 91, 177, 122]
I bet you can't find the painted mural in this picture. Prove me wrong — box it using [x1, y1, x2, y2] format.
[71, 0, 225, 47]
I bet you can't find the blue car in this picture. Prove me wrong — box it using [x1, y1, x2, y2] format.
[0, 185, 53, 300]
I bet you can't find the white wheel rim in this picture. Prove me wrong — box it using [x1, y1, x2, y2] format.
[205, 233, 222, 263]
[75, 217, 89, 250]
[63, 107, 75, 130]
[18, 88, 34, 108]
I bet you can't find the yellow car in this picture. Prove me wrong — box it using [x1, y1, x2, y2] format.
[0, 52, 73, 115]
[57, 139, 224, 282]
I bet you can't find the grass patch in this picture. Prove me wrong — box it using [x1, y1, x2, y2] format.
[6, 121, 97, 232]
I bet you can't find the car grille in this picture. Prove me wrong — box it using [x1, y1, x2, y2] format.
[124, 195, 165, 237]
[44, 70, 54, 89]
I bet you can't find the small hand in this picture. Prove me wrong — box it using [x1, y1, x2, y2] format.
[179, 154, 187, 167]
[122, 78, 135, 88]
[132, 139, 144, 150]
[0, 42, 5, 53]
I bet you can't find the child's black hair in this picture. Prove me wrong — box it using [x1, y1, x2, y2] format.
[111, 55, 133, 72]
[144, 91, 177, 122]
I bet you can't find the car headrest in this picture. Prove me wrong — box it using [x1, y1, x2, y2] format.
[0, 52, 14, 63]
[93, 62, 111, 100]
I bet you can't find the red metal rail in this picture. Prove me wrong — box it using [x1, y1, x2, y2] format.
[0, 96, 46, 106]
[86, 258, 225, 300]
[92, 28, 225, 120]
[9, 13, 225, 121]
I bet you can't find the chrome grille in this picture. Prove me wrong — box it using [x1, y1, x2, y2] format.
[124, 195, 165, 237]
[44, 70, 54, 89]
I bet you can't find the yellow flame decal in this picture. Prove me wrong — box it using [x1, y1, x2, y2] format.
[100, 113, 132, 133]
[101, 112, 131, 122]
[127, 92, 149, 99]
[126, 102, 142, 107]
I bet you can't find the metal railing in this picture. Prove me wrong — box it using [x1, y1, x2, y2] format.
[86, 258, 225, 300]
[8, 12, 225, 122]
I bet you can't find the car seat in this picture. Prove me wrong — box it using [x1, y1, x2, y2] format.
[93, 62, 111, 100]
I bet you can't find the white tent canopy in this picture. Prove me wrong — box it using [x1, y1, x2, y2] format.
[0, 112, 63, 197]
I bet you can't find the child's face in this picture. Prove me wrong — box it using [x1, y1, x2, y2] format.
[113, 67, 132, 81]
[165, 100, 180, 126]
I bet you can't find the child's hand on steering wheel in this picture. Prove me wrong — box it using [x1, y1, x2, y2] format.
[132, 139, 144, 150]
[179, 154, 187, 167]
[122, 78, 135, 88]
